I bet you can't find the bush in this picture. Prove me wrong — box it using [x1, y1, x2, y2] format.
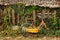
[55, 30, 60, 36]
[47, 29, 55, 36]
[0, 26, 21, 37]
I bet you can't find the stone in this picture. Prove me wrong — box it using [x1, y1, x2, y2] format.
[11, 26, 19, 31]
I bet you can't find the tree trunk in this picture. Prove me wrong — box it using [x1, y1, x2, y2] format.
[8, 7, 11, 24]
[11, 9, 15, 25]
[17, 13, 19, 25]
[33, 10, 36, 25]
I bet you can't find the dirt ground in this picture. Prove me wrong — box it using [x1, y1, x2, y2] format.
[0, 35, 60, 40]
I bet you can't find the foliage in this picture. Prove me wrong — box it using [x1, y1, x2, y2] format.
[11, 3, 25, 15]
[59, 19, 60, 27]
[55, 30, 60, 36]
[3, 14, 9, 30]
[47, 10, 58, 30]
[0, 4, 60, 36]
[0, 26, 20, 37]
[52, 11, 58, 27]
[25, 6, 41, 15]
